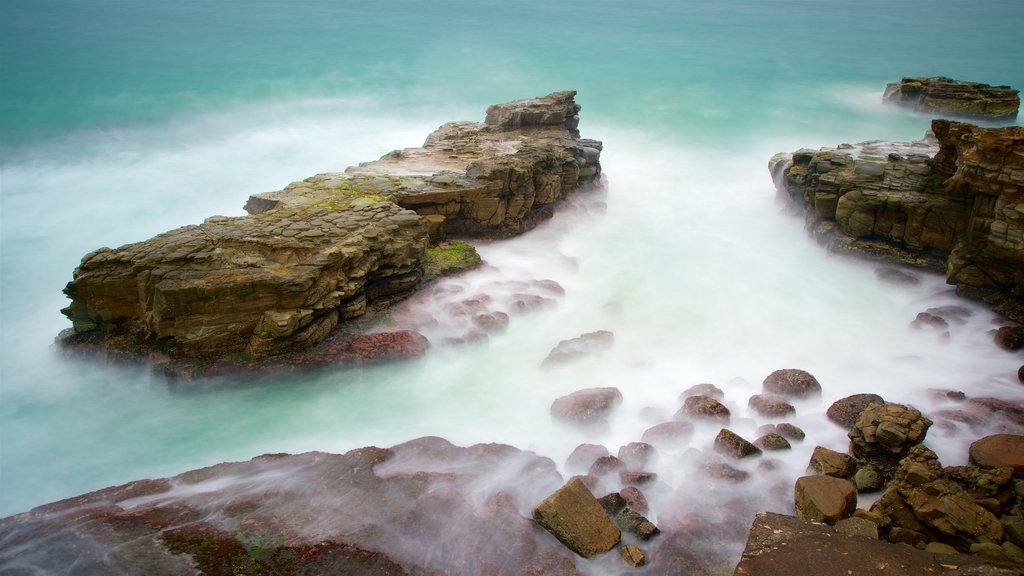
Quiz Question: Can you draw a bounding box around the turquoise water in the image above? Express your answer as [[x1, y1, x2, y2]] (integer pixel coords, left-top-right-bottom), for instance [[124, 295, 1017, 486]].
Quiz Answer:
[[2, 0, 1023, 543]]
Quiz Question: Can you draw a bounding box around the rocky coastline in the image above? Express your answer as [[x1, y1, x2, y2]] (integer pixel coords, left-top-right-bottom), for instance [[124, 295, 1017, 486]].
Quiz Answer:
[[56, 91, 603, 377]]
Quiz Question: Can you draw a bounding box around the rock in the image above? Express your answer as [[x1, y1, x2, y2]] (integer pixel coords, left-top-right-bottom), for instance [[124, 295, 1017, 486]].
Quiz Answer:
[[679, 383, 724, 401], [926, 541, 959, 554], [59, 91, 603, 372], [542, 330, 614, 366], [910, 312, 950, 332], [618, 544, 646, 567], [550, 387, 622, 425], [827, 394, 885, 429], [754, 433, 792, 451], [853, 465, 884, 493], [614, 508, 660, 541], [970, 435, 1024, 478], [834, 516, 879, 539], [565, 444, 609, 474], [882, 76, 1020, 120], [794, 475, 857, 524], [995, 327, 1024, 351], [734, 512, 1021, 576], [762, 369, 822, 399], [676, 395, 731, 422], [597, 492, 627, 517], [849, 401, 932, 481], [620, 471, 657, 486], [808, 446, 855, 478], [700, 461, 750, 482], [713, 429, 762, 460], [775, 422, 806, 441], [422, 240, 482, 281], [616, 442, 656, 470], [1, 437, 582, 576], [532, 477, 621, 558], [771, 120, 1024, 322], [640, 421, 693, 448], [588, 455, 626, 478], [888, 527, 929, 548], [1019, 365, 1024, 384], [875, 267, 921, 286], [619, 486, 649, 515], [747, 394, 796, 418]]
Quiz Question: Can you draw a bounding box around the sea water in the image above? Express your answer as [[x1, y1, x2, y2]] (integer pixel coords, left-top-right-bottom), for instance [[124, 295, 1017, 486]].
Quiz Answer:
[[2, 0, 1023, 560]]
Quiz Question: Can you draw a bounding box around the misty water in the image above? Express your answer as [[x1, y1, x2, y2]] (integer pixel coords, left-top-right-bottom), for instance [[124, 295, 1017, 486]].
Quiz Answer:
[[2, 0, 1023, 570]]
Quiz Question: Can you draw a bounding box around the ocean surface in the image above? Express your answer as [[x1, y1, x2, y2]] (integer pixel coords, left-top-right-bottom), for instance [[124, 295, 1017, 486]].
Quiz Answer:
[[2, 0, 1023, 568]]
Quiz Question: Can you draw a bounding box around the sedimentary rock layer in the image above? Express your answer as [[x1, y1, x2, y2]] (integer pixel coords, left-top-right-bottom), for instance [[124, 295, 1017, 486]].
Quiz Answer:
[[883, 76, 1020, 121], [771, 119, 1024, 321], [59, 91, 603, 363]]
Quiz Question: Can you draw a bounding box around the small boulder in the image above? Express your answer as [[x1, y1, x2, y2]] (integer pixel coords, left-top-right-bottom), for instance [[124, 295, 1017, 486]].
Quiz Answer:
[[679, 383, 724, 401], [616, 442, 656, 470], [640, 421, 693, 448], [748, 394, 796, 418], [969, 434, 1024, 478], [754, 433, 792, 451], [620, 471, 657, 486], [597, 492, 627, 517], [542, 330, 614, 366], [834, 516, 879, 539], [794, 475, 857, 524], [531, 478, 621, 558], [701, 461, 750, 482], [565, 443, 609, 474], [762, 369, 822, 399], [618, 544, 646, 567], [550, 387, 622, 425], [995, 326, 1024, 351], [827, 393, 885, 429], [620, 486, 649, 514], [808, 446, 854, 478], [588, 455, 625, 478], [615, 508, 660, 541], [775, 422, 806, 441], [1019, 365, 1024, 384], [714, 429, 762, 460], [853, 465, 884, 492], [849, 402, 932, 480], [676, 395, 730, 422], [909, 312, 949, 331]]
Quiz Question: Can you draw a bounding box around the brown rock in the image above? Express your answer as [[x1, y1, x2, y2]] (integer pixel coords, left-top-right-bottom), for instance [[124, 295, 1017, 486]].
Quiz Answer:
[[762, 369, 822, 399], [748, 394, 795, 418], [882, 76, 1020, 120], [775, 422, 806, 441], [616, 442, 656, 470], [909, 312, 949, 331], [794, 475, 857, 524], [807, 446, 855, 478], [618, 544, 645, 567], [614, 508, 660, 541], [565, 443, 609, 474], [970, 434, 1024, 478], [597, 492, 627, 517], [550, 387, 622, 425], [619, 471, 657, 486], [640, 421, 693, 448], [700, 461, 750, 482], [849, 401, 932, 481], [532, 478, 621, 558], [619, 486, 648, 515], [996, 326, 1024, 351], [713, 429, 762, 460], [833, 516, 879, 539], [676, 395, 731, 422], [679, 383, 724, 401], [827, 394, 885, 429], [588, 455, 626, 478], [754, 433, 792, 451], [1019, 365, 1024, 384]]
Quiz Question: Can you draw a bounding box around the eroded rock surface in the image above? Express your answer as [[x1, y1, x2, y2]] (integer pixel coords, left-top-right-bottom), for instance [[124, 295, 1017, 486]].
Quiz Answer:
[[59, 91, 603, 370], [883, 76, 1020, 120]]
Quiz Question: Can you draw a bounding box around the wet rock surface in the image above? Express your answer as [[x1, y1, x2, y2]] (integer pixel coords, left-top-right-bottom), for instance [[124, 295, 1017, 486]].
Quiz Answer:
[[794, 475, 857, 524], [58, 91, 603, 373], [828, 393, 885, 429], [762, 368, 822, 399], [550, 387, 623, 425], [882, 76, 1020, 120], [532, 477, 621, 559], [771, 119, 1024, 322], [849, 401, 933, 482]]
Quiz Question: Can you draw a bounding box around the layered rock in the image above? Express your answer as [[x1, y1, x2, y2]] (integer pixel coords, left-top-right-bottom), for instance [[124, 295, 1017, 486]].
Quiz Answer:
[[59, 91, 603, 368], [882, 76, 1020, 121], [771, 119, 1024, 321]]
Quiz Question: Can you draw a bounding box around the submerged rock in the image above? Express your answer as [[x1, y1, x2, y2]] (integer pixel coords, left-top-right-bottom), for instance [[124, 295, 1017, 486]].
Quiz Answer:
[[762, 368, 822, 399], [882, 76, 1020, 121], [59, 91, 604, 372], [542, 330, 614, 366], [714, 429, 762, 460], [550, 387, 622, 425], [676, 395, 731, 423]]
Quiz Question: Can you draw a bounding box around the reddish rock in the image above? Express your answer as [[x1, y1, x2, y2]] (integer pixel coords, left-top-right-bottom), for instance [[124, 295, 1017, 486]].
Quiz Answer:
[[748, 394, 795, 418], [827, 393, 884, 429], [676, 395, 731, 422], [619, 486, 648, 515], [542, 330, 614, 366], [794, 475, 857, 524], [775, 422, 806, 441], [969, 434, 1024, 478], [550, 387, 622, 425], [620, 471, 657, 486], [287, 330, 429, 369], [616, 442, 655, 470], [640, 421, 693, 448], [762, 369, 822, 399], [588, 455, 625, 478], [754, 433, 791, 452], [679, 383, 724, 401], [713, 429, 762, 460], [807, 446, 855, 478], [565, 444, 609, 474]]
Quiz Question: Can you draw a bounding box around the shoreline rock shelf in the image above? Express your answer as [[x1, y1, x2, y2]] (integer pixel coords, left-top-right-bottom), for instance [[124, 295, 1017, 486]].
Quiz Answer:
[[883, 76, 1020, 121], [57, 91, 603, 370], [770, 119, 1024, 322]]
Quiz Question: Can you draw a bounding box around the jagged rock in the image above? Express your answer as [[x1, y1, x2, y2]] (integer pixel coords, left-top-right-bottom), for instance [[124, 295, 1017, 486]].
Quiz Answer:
[[676, 395, 731, 422], [762, 369, 822, 399], [640, 421, 694, 448], [550, 387, 622, 425], [615, 508, 660, 541], [618, 544, 646, 567], [808, 446, 855, 478], [970, 435, 1024, 478], [616, 442, 656, 470], [747, 394, 795, 418], [679, 383, 724, 401], [995, 327, 1024, 351], [771, 120, 1024, 322], [714, 429, 762, 460], [565, 444, 609, 474], [882, 76, 1020, 120], [849, 401, 932, 481], [754, 433, 791, 451], [734, 512, 1021, 576], [827, 393, 885, 429], [0, 437, 581, 576], [59, 91, 603, 371], [619, 486, 649, 515], [794, 475, 857, 524], [532, 477, 621, 559], [542, 330, 614, 366]]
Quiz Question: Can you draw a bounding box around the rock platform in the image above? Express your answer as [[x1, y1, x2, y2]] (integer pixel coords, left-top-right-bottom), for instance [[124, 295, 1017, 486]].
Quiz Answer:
[[883, 76, 1020, 121]]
